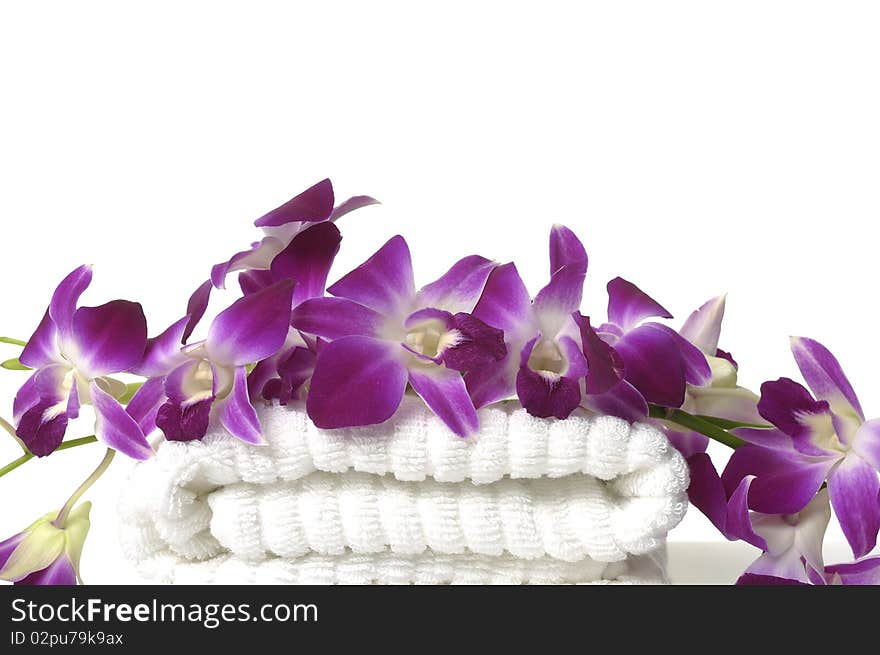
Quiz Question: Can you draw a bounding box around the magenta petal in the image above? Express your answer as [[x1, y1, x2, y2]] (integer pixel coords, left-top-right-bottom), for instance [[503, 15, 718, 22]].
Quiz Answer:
[[613, 324, 687, 407], [306, 336, 408, 429], [408, 366, 479, 437], [49, 265, 92, 335], [440, 313, 507, 373], [16, 555, 77, 586], [254, 179, 335, 228], [665, 430, 709, 459], [734, 426, 795, 451], [20, 310, 61, 368], [218, 366, 263, 444], [686, 453, 729, 537], [70, 301, 148, 376], [13, 372, 40, 425], [790, 336, 864, 421], [574, 313, 624, 394], [549, 224, 587, 276], [292, 297, 385, 340], [644, 323, 711, 387], [183, 279, 212, 343], [722, 445, 832, 514], [533, 266, 585, 336], [327, 235, 415, 317], [680, 295, 726, 355], [757, 378, 837, 456], [134, 316, 189, 377], [828, 455, 880, 558], [125, 377, 166, 436], [853, 419, 880, 470], [270, 222, 342, 306], [206, 280, 295, 367], [329, 194, 380, 221], [472, 263, 534, 334], [725, 476, 767, 549], [156, 397, 213, 442], [416, 255, 497, 314], [736, 572, 807, 586], [606, 277, 672, 332], [90, 381, 153, 460], [464, 351, 518, 409], [581, 380, 648, 422], [825, 557, 880, 585], [15, 365, 73, 456], [239, 269, 274, 296], [0, 533, 26, 571], [516, 339, 581, 419]]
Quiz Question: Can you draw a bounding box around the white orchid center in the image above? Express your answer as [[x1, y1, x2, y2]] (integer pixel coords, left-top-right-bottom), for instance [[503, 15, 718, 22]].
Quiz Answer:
[[528, 338, 566, 378], [404, 318, 459, 360]]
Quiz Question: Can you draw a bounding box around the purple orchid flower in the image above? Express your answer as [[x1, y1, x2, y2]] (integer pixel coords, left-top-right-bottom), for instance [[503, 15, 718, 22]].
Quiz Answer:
[[243, 221, 343, 406], [183, 179, 378, 341], [724, 337, 880, 558], [466, 225, 618, 419], [0, 503, 90, 586], [291, 235, 502, 437], [687, 454, 830, 585], [127, 280, 295, 444], [14, 266, 152, 460]]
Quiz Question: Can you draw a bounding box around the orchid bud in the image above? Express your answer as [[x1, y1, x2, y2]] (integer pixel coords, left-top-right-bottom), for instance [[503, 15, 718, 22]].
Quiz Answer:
[[0, 502, 91, 585]]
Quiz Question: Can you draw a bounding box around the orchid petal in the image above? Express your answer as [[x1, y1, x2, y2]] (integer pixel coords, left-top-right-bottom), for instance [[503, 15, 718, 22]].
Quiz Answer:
[[790, 336, 864, 421], [183, 279, 212, 343], [722, 445, 833, 514], [15, 365, 73, 457], [574, 313, 624, 394], [13, 372, 40, 425], [156, 397, 213, 442], [238, 269, 274, 296], [90, 381, 153, 460], [329, 194, 380, 221], [606, 277, 672, 332], [408, 366, 479, 438], [0, 533, 26, 571], [69, 301, 147, 377], [757, 378, 839, 456], [533, 266, 585, 337], [49, 265, 92, 335], [613, 323, 688, 407], [254, 178, 335, 228], [16, 555, 77, 586], [828, 456, 880, 558], [689, 385, 763, 425], [20, 310, 61, 369], [211, 240, 281, 289], [134, 317, 189, 378], [686, 453, 730, 537], [581, 380, 648, 422], [125, 377, 166, 436], [726, 475, 767, 549], [416, 255, 496, 315], [825, 557, 880, 585], [440, 313, 507, 373], [206, 280, 295, 367], [736, 572, 808, 586], [292, 297, 385, 340], [734, 426, 795, 451], [516, 337, 581, 419], [795, 488, 832, 575], [270, 221, 342, 306], [306, 336, 408, 429], [549, 224, 587, 276], [852, 418, 880, 471], [665, 430, 709, 459], [472, 263, 534, 334], [218, 366, 263, 444], [744, 549, 813, 584], [680, 295, 726, 356], [645, 323, 712, 387], [464, 351, 518, 409], [327, 235, 415, 317]]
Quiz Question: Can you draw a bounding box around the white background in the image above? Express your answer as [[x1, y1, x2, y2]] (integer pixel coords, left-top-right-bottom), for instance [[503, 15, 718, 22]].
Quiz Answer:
[[1, 2, 878, 583]]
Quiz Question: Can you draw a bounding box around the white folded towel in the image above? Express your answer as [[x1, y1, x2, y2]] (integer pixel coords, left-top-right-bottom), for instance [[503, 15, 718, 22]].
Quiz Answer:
[[119, 397, 688, 584]]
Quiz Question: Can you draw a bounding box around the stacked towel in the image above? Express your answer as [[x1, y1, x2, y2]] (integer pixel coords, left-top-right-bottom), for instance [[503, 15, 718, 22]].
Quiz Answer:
[[119, 396, 688, 584]]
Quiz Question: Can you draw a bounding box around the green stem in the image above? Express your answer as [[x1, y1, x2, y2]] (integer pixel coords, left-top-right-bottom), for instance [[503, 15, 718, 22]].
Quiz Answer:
[[0, 416, 29, 453], [54, 448, 115, 527], [0, 337, 27, 347], [648, 404, 746, 450], [0, 435, 98, 479]]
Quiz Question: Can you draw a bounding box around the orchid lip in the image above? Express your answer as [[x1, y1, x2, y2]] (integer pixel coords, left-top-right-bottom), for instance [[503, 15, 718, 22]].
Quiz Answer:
[[526, 337, 568, 377]]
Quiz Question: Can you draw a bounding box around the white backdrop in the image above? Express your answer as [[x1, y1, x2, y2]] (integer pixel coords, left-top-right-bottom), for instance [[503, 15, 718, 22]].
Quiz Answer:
[[1, 2, 877, 583]]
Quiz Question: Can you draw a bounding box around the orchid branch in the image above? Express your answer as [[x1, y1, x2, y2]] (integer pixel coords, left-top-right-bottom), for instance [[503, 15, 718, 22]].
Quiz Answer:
[[54, 448, 115, 527], [647, 404, 746, 450], [0, 337, 27, 347], [0, 435, 98, 479]]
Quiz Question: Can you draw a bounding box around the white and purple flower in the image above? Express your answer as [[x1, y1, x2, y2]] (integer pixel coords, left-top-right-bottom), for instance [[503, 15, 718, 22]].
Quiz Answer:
[[14, 266, 153, 460], [291, 235, 502, 436], [724, 337, 880, 558]]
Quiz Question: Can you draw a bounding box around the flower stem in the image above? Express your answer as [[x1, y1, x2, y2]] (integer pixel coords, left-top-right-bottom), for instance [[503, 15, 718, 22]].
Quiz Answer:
[[0, 416, 29, 453], [647, 404, 746, 450], [0, 435, 98, 479], [0, 337, 27, 347], [54, 448, 115, 527]]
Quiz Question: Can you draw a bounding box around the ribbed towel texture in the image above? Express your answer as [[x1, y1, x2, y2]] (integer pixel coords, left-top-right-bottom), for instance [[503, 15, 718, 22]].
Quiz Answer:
[[119, 397, 688, 584]]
